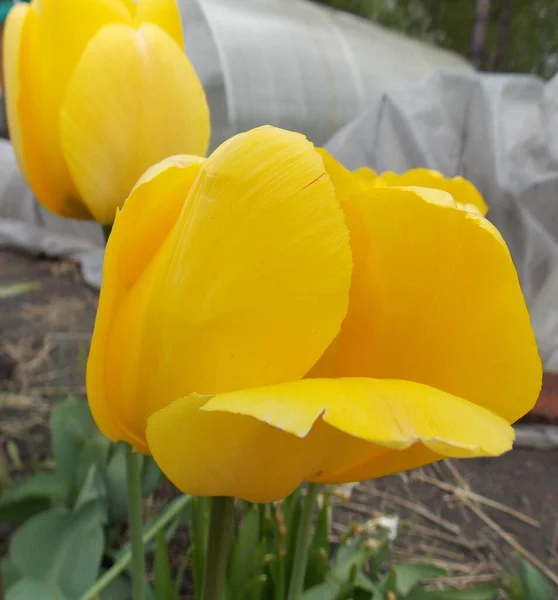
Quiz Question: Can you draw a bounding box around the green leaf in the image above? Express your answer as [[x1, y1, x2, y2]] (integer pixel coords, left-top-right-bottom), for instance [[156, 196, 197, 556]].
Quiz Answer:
[[311, 489, 331, 554], [9, 502, 104, 599], [406, 586, 500, 600], [6, 577, 68, 600], [0, 472, 70, 522], [302, 582, 341, 600], [394, 563, 447, 595], [229, 504, 261, 596], [305, 547, 330, 589], [0, 283, 39, 300], [330, 546, 372, 586], [241, 575, 268, 600], [518, 558, 554, 600], [155, 529, 179, 600], [51, 399, 94, 499], [104, 442, 129, 523], [1, 557, 23, 591], [99, 574, 132, 600], [74, 465, 107, 516]]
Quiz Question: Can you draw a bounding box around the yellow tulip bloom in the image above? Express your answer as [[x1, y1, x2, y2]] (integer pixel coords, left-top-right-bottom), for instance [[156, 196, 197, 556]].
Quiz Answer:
[[87, 126, 541, 503], [354, 166, 489, 216], [4, 0, 210, 224]]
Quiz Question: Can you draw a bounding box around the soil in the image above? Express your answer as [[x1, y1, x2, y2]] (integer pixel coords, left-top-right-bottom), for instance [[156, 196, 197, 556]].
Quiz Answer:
[[1, 247, 557, 595]]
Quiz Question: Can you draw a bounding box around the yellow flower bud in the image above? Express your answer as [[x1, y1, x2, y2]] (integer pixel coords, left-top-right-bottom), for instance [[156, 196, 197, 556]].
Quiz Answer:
[[3, 0, 209, 223]]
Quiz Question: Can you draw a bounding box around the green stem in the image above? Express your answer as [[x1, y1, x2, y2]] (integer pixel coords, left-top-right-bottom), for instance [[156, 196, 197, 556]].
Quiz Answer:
[[80, 495, 191, 600], [126, 445, 146, 600], [200, 497, 236, 600], [287, 483, 320, 600]]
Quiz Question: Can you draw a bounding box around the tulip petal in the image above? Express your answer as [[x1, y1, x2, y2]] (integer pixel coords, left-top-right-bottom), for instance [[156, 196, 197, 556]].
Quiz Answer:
[[116, 155, 204, 288], [86, 156, 203, 450], [4, 3, 30, 181], [146, 377, 513, 502], [378, 168, 488, 215], [60, 23, 210, 223], [88, 126, 353, 447], [136, 0, 184, 49], [7, 0, 132, 218], [313, 185, 541, 423]]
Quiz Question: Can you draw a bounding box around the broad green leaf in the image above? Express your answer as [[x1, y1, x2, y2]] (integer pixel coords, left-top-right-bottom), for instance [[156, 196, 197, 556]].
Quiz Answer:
[[302, 582, 340, 600], [75, 434, 111, 499], [74, 465, 107, 518], [155, 530, 179, 600], [9, 503, 104, 599], [6, 577, 68, 600], [99, 574, 132, 600], [0, 472, 70, 522], [406, 586, 500, 600], [394, 563, 447, 595], [518, 558, 554, 600], [0, 283, 39, 299], [51, 399, 94, 497], [104, 442, 129, 523], [1, 557, 23, 590], [229, 504, 261, 596]]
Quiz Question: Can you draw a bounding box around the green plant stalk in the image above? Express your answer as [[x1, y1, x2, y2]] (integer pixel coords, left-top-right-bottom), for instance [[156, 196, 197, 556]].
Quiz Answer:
[[126, 445, 146, 600], [287, 483, 320, 600], [191, 496, 208, 599], [80, 494, 191, 600], [200, 497, 236, 600]]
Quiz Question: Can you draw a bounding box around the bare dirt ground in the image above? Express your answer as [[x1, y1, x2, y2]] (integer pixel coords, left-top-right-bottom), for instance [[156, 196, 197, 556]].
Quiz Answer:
[[1, 248, 557, 593]]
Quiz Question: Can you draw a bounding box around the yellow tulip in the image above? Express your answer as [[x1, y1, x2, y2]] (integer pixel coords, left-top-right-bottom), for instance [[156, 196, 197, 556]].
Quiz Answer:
[[354, 166, 489, 215], [87, 126, 541, 503], [3, 0, 210, 224]]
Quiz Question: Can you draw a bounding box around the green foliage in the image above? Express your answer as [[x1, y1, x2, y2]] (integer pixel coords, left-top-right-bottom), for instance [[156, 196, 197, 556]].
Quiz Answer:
[[504, 556, 555, 600], [0, 397, 163, 599], [177, 489, 500, 600], [313, 0, 558, 79]]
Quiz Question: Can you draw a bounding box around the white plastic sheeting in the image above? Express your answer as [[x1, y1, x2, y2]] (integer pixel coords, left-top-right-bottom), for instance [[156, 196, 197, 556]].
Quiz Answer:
[[0, 2, 556, 370], [180, 0, 472, 149], [327, 71, 558, 370]]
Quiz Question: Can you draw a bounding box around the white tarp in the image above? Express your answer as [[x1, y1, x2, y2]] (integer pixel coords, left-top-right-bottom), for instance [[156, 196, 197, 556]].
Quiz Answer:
[[0, 2, 556, 369], [179, 0, 471, 149], [327, 70, 558, 370]]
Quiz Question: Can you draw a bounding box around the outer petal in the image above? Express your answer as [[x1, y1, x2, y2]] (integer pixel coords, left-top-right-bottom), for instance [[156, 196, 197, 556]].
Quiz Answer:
[[60, 23, 210, 223], [86, 156, 203, 449], [135, 0, 184, 50], [312, 186, 541, 423], [88, 127, 353, 448], [146, 378, 514, 502], [7, 0, 131, 218], [378, 168, 489, 216], [3, 3, 30, 181]]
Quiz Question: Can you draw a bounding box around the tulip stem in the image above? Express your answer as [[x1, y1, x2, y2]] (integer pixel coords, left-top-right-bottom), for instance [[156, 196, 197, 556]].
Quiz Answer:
[[126, 444, 146, 600], [287, 483, 320, 600], [200, 496, 235, 600]]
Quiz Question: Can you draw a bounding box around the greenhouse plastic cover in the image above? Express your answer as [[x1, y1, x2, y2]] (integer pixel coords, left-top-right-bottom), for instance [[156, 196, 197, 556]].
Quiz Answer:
[[0, 0, 556, 369]]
